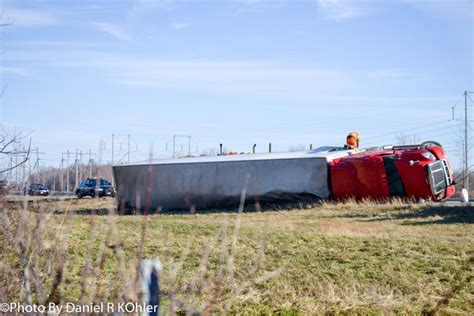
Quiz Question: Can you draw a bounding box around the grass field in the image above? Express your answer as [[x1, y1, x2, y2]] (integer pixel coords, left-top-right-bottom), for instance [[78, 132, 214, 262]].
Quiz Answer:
[[1, 196, 473, 314]]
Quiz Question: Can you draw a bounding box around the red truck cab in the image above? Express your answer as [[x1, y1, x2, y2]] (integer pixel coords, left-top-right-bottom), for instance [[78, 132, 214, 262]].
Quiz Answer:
[[330, 143, 455, 201]]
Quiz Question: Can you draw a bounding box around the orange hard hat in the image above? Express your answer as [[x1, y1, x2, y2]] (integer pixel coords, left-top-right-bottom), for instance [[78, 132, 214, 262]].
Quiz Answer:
[[347, 132, 360, 141], [346, 137, 357, 148], [346, 132, 360, 148]]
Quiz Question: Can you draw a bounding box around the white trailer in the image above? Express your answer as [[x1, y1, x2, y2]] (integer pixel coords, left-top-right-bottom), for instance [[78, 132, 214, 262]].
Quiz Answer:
[[113, 148, 353, 212]]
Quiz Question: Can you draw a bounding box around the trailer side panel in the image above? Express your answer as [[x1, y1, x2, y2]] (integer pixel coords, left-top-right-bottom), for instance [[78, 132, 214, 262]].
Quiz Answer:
[[113, 157, 330, 211]]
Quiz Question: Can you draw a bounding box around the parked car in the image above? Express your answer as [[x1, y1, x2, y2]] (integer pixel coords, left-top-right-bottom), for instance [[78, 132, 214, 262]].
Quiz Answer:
[[75, 178, 115, 198], [24, 183, 49, 196]]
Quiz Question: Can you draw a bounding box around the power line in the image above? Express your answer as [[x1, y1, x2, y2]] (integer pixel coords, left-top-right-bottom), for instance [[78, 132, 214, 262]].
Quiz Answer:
[[111, 133, 134, 165], [169, 135, 192, 158], [463, 91, 469, 191], [364, 93, 469, 142], [419, 130, 461, 140], [364, 123, 461, 146], [451, 93, 467, 109], [467, 94, 474, 103], [364, 120, 453, 142]]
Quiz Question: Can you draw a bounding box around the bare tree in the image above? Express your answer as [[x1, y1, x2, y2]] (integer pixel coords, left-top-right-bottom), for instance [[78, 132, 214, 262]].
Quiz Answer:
[[0, 15, 27, 179], [288, 144, 307, 152], [396, 133, 408, 145], [396, 133, 419, 145], [200, 147, 218, 156], [0, 127, 31, 175]]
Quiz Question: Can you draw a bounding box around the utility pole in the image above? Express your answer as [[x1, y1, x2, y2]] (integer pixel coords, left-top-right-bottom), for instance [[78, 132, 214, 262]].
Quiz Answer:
[[8, 155, 13, 185], [128, 134, 131, 164], [112, 134, 115, 187], [61, 151, 73, 192], [60, 155, 64, 192], [66, 150, 70, 192], [89, 148, 93, 178], [10, 148, 43, 188], [452, 91, 474, 196], [111, 133, 132, 164], [79, 151, 83, 182], [188, 136, 191, 156], [22, 148, 27, 184], [112, 133, 115, 166], [14, 154, 18, 185], [172, 135, 191, 157], [27, 147, 45, 183], [110, 133, 133, 187], [36, 147, 40, 183], [465, 91, 469, 193], [75, 149, 79, 190], [173, 135, 176, 158], [79, 149, 97, 178]]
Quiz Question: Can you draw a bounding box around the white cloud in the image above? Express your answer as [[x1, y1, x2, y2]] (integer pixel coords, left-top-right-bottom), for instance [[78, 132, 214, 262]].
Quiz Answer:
[[170, 22, 189, 29], [10, 52, 351, 96], [367, 68, 409, 79], [132, 0, 177, 11], [402, 0, 473, 22], [4, 8, 58, 27], [5, 40, 107, 49], [102, 60, 424, 100], [1, 48, 427, 98], [235, 0, 286, 8], [92, 22, 131, 41], [101, 59, 354, 96], [318, 0, 472, 22], [317, 0, 365, 20], [0, 66, 31, 77]]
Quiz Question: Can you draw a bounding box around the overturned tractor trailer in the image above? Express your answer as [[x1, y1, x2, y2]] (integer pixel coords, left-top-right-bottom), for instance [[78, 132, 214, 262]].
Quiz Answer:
[[113, 142, 455, 212]]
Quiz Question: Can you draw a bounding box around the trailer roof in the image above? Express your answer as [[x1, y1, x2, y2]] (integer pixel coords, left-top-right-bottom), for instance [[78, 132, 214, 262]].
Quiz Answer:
[[115, 146, 364, 167]]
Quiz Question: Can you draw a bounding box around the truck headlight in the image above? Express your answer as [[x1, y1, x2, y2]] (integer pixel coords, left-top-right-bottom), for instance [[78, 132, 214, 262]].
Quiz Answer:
[[422, 152, 436, 161]]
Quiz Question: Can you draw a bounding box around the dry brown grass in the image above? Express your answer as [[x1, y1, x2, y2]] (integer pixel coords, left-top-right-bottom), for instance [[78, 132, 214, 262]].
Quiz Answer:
[[0, 195, 473, 314]]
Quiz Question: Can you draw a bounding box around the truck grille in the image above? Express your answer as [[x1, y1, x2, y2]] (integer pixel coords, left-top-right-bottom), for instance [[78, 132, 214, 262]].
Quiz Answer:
[[427, 160, 450, 196]]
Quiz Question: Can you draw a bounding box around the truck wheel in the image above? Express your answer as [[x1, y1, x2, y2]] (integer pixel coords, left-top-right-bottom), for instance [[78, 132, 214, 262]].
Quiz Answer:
[[77, 192, 83, 199], [90, 190, 95, 198]]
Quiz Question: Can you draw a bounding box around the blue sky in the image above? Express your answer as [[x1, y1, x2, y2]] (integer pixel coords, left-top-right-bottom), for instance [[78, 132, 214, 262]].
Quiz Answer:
[[1, 0, 472, 168]]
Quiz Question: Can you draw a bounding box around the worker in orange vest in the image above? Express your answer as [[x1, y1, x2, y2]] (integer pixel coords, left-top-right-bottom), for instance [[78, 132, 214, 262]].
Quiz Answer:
[[345, 132, 360, 149]]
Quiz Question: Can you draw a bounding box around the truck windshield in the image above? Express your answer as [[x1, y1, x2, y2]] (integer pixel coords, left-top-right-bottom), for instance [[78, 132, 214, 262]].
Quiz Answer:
[[427, 160, 449, 196]]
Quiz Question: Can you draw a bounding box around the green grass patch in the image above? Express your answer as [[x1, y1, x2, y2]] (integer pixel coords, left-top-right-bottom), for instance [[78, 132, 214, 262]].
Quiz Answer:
[[0, 198, 473, 314]]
